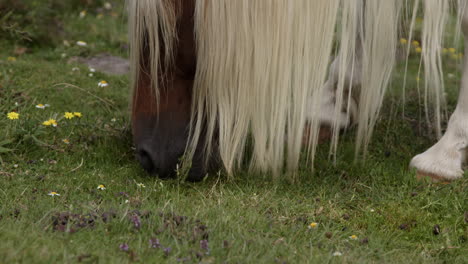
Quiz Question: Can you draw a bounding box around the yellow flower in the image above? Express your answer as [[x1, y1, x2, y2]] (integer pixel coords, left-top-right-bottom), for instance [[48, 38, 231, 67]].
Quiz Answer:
[[412, 40, 420, 47], [73, 112, 82, 118], [7, 112, 19, 120], [415, 47, 422, 53], [308, 222, 318, 229], [399, 38, 408, 45], [349, 235, 358, 240], [97, 184, 106, 190], [48, 191, 60, 197], [43, 119, 58, 127], [7, 56, 17, 62], [62, 139, 70, 144], [449, 48, 456, 54], [64, 112, 74, 119]]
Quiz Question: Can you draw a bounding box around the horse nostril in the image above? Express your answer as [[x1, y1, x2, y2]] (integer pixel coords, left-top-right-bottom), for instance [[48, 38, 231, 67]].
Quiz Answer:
[[136, 149, 155, 173]]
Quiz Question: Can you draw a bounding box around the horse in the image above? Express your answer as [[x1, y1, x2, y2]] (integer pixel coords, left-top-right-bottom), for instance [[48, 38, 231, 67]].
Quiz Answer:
[[127, 0, 468, 182]]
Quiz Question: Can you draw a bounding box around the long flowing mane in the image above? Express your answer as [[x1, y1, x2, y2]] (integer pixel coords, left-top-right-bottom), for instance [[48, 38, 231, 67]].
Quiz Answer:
[[128, 0, 465, 178]]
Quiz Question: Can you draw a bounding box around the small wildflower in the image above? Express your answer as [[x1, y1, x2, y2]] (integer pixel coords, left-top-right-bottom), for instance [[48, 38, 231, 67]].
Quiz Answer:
[[349, 235, 358, 240], [7, 112, 19, 120], [13, 164, 18, 168], [73, 112, 82, 118], [412, 40, 420, 47], [88, 73, 94, 77], [449, 48, 456, 54], [399, 38, 408, 45], [76, 41, 88, 47], [72, 67, 80, 72], [61, 53, 67, 58], [63, 40, 70, 47], [332, 251, 343, 257], [98, 80, 109, 87], [119, 243, 129, 252], [79, 10, 87, 18], [97, 184, 106, 190], [64, 112, 74, 119], [7, 56, 17, 62], [149, 238, 161, 248], [35, 104, 50, 109], [89, 67, 96, 73], [448, 73, 455, 79], [370, 208, 375, 213], [104, 2, 112, 10], [136, 183, 146, 188], [43, 119, 58, 127], [62, 139, 70, 144], [163, 247, 171, 257], [200, 239, 209, 252], [48, 191, 60, 197], [111, 118, 117, 122], [124, 199, 129, 204], [131, 214, 141, 229], [308, 222, 318, 229], [415, 47, 422, 53]]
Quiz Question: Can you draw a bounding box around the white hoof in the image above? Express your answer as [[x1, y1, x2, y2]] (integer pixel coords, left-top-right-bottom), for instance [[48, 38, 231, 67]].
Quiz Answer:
[[410, 145, 465, 182]]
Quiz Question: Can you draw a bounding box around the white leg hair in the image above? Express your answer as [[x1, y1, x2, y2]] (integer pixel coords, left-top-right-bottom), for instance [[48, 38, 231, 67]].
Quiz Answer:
[[316, 55, 360, 129], [410, 2, 468, 181]]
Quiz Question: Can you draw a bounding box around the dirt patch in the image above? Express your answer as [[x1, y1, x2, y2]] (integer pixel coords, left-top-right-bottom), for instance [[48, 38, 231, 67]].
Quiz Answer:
[[69, 53, 129, 75]]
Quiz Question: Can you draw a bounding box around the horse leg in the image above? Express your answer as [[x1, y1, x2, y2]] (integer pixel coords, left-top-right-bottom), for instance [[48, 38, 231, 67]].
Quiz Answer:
[[410, 5, 468, 181]]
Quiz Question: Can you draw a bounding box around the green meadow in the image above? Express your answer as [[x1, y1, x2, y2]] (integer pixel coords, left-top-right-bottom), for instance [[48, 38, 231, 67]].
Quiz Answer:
[[0, 1, 466, 263]]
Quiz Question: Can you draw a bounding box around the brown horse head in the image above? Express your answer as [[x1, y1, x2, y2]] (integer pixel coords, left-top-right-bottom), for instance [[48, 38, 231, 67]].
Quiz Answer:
[[130, 0, 210, 180]]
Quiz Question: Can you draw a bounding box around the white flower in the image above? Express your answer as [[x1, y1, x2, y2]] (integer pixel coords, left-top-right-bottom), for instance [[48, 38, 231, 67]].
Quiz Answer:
[[136, 183, 146, 188], [89, 67, 96, 73], [111, 118, 116, 122], [97, 184, 106, 190], [104, 2, 112, 10], [72, 67, 80, 72], [79, 10, 87, 18], [35, 104, 50, 109], [61, 53, 67, 58], [88, 73, 94, 77], [48, 192, 60, 197], [370, 208, 375, 213], [13, 164, 18, 168], [332, 251, 343, 257], [98, 80, 109, 87], [76, 41, 88, 47]]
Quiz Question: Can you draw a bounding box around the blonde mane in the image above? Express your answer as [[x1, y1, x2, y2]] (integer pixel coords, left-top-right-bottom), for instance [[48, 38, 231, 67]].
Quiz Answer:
[[128, 0, 464, 178]]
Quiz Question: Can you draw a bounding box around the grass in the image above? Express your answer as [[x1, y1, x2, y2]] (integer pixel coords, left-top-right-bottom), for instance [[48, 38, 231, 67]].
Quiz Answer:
[[0, 4, 467, 264]]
